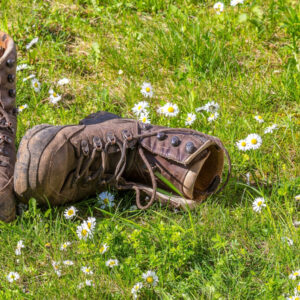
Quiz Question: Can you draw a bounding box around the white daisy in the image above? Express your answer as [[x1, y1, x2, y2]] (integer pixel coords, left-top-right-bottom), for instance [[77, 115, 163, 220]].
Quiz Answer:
[[236, 139, 249, 151], [295, 282, 300, 295], [15, 240, 25, 255], [49, 89, 62, 104], [213, 2, 224, 14], [161, 103, 179, 117], [289, 270, 300, 280], [281, 237, 294, 246], [83, 217, 96, 232], [142, 270, 159, 287], [63, 260, 74, 266], [81, 266, 93, 275], [252, 197, 266, 213], [208, 112, 219, 122], [254, 115, 264, 123], [185, 113, 196, 126], [57, 78, 70, 86], [118, 70, 123, 75], [98, 191, 115, 208], [18, 104, 28, 112], [7, 272, 20, 282], [105, 259, 119, 268], [245, 133, 262, 150], [85, 279, 93, 286], [139, 112, 151, 124], [295, 195, 300, 201], [264, 124, 278, 134], [231, 0, 244, 6], [76, 223, 93, 240], [140, 82, 153, 98], [132, 101, 149, 116], [204, 101, 220, 112], [52, 261, 61, 277], [26, 37, 39, 50], [23, 74, 36, 82], [64, 206, 77, 219], [31, 78, 41, 92], [131, 282, 143, 296], [16, 64, 29, 71], [60, 241, 71, 251], [99, 243, 109, 254]]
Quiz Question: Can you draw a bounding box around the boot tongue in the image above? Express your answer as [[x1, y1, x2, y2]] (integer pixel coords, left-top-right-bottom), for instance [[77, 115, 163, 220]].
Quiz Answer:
[[182, 150, 210, 199]]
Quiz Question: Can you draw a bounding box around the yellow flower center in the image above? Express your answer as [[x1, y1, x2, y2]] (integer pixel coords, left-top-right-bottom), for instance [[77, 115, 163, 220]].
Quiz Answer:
[[104, 198, 109, 204], [82, 229, 87, 236], [251, 138, 257, 145], [53, 92, 57, 97], [187, 117, 191, 121], [146, 276, 153, 283], [87, 222, 92, 229], [109, 261, 115, 266], [294, 272, 299, 276], [20, 106, 24, 109], [135, 285, 139, 291], [86, 268, 90, 273], [146, 87, 150, 92], [257, 201, 262, 206], [100, 246, 105, 253], [295, 297, 300, 300], [11, 275, 15, 279], [34, 82, 38, 87], [258, 115, 262, 119], [142, 117, 147, 123], [241, 141, 246, 147], [63, 244, 67, 248], [168, 106, 174, 113], [138, 105, 142, 110], [210, 114, 214, 118], [67, 209, 74, 216]]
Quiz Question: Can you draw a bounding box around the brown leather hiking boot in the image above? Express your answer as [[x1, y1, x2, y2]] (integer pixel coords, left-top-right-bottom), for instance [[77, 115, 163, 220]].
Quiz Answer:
[[0, 32, 17, 222], [14, 112, 230, 210]]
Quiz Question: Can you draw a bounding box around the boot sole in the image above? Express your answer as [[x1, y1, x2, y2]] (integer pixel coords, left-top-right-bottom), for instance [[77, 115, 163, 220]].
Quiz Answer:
[[14, 124, 66, 202]]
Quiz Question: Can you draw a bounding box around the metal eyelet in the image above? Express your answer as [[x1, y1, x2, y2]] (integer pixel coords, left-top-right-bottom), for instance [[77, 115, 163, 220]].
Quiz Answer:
[[8, 89, 16, 97], [171, 136, 180, 147], [6, 59, 15, 68], [157, 132, 166, 141], [7, 74, 15, 83], [185, 142, 196, 154]]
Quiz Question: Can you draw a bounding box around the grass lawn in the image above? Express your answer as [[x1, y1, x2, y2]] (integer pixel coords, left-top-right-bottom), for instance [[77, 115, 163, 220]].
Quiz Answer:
[[0, 0, 299, 298]]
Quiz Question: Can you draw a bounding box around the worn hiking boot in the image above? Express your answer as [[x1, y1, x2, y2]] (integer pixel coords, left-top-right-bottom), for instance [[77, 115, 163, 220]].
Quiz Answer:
[[0, 32, 17, 222], [14, 112, 230, 210]]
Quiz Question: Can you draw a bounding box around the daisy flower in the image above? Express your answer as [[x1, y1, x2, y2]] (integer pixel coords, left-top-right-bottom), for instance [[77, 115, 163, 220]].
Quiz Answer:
[[7, 272, 20, 283], [23, 74, 36, 82], [76, 223, 93, 240], [185, 113, 196, 126], [98, 191, 115, 208], [252, 197, 266, 213], [231, 0, 244, 6], [245, 133, 262, 150], [15, 240, 25, 255], [213, 2, 224, 14], [64, 206, 77, 219], [236, 139, 249, 151], [264, 124, 278, 134], [131, 282, 143, 297], [18, 104, 28, 112], [63, 260, 74, 266], [281, 237, 294, 246], [99, 243, 109, 254], [140, 82, 153, 98], [60, 241, 71, 251], [118, 69, 123, 75], [83, 217, 96, 232], [208, 111, 219, 122], [161, 103, 179, 117], [204, 101, 220, 112], [52, 261, 61, 277], [139, 112, 151, 124], [142, 270, 159, 287], [49, 89, 62, 104], [254, 115, 264, 123], [31, 78, 41, 92], [132, 101, 149, 116], [16, 64, 29, 71], [295, 195, 300, 201], [295, 282, 300, 295], [26, 37, 39, 50], [85, 279, 93, 286], [57, 78, 70, 86], [289, 270, 300, 280], [81, 266, 93, 275], [105, 259, 119, 268]]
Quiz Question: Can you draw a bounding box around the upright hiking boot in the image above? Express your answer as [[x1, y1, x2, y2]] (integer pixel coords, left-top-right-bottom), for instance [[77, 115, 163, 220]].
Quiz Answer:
[[0, 32, 17, 222], [14, 112, 230, 210]]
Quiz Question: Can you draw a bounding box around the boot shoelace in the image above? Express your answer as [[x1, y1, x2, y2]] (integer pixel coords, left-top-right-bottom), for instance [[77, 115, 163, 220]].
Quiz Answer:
[[73, 127, 231, 209]]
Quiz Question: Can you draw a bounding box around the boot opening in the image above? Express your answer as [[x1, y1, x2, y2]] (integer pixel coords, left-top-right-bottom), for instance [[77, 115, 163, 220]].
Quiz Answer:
[[183, 145, 224, 200]]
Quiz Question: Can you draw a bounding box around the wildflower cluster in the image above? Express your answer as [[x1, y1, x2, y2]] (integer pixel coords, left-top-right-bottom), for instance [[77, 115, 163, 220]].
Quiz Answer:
[[213, 0, 244, 15], [131, 271, 159, 298]]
